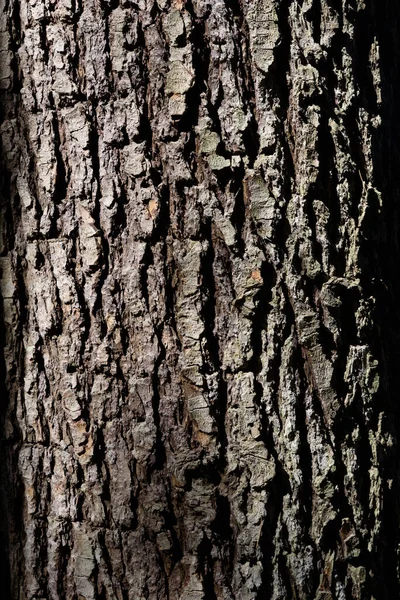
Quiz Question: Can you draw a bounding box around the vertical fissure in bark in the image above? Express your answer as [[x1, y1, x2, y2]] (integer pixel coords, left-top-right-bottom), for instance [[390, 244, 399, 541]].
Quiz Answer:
[[256, 465, 291, 600]]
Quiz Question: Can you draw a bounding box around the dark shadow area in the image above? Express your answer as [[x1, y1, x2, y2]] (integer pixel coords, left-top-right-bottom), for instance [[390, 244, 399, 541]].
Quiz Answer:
[[360, 1, 400, 597], [0, 59, 21, 600]]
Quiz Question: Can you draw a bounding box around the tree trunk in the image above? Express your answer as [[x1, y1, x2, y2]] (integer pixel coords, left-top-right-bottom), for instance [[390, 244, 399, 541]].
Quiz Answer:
[[1, 0, 400, 598]]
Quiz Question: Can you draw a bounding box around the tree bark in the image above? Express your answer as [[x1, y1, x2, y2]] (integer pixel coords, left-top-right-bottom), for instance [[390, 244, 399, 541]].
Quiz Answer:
[[1, 0, 400, 598]]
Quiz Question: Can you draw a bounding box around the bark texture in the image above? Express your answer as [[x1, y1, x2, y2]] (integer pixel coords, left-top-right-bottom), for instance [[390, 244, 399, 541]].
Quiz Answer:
[[1, 0, 400, 598]]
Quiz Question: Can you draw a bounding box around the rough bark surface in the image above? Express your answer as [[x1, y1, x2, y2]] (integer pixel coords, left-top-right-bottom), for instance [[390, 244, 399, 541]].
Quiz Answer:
[[1, 0, 400, 598]]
